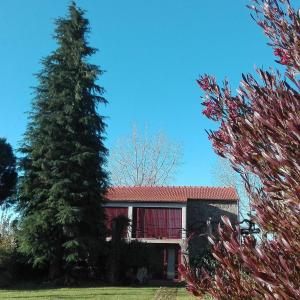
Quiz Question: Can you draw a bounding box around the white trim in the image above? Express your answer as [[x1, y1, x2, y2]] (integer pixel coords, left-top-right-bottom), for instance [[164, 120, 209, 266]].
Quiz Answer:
[[128, 206, 133, 240], [130, 238, 182, 244], [181, 206, 186, 240], [104, 201, 186, 209], [105, 237, 182, 244]]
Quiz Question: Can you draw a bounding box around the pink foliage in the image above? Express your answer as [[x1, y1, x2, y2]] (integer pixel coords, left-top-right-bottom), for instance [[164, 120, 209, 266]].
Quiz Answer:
[[181, 1, 300, 299], [202, 98, 222, 120], [197, 76, 210, 91]]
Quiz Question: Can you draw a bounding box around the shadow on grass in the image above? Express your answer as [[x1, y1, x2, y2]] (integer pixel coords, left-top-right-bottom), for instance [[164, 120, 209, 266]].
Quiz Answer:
[[1, 279, 184, 291], [0, 293, 155, 299]]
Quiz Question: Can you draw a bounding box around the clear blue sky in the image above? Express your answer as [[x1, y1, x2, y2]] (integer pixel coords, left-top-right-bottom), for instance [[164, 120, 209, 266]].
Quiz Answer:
[[0, 0, 276, 186]]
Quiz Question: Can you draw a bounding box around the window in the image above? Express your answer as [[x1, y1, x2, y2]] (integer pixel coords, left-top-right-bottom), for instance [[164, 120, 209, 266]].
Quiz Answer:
[[133, 207, 182, 239]]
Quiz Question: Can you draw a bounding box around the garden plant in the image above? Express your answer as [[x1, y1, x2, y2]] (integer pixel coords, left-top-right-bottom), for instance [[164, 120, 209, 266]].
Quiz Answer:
[[180, 0, 300, 299]]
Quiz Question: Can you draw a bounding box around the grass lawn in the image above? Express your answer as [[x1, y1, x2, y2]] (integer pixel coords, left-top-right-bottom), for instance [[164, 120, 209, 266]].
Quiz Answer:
[[0, 286, 209, 300]]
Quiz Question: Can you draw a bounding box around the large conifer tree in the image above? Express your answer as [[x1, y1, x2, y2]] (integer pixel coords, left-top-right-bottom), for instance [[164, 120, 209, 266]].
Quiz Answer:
[[0, 138, 17, 205], [18, 2, 108, 279]]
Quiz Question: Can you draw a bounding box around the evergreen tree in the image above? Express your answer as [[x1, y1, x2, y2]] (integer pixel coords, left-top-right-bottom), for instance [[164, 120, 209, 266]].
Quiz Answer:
[[0, 138, 17, 205], [18, 2, 109, 280]]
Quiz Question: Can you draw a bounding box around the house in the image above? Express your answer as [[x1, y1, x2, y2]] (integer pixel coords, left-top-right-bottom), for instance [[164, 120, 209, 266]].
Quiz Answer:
[[104, 186, 238, 281]]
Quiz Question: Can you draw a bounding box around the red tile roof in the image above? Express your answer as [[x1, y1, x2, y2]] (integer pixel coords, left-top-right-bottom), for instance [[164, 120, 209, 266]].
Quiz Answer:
[[106, 186, 238, 203]]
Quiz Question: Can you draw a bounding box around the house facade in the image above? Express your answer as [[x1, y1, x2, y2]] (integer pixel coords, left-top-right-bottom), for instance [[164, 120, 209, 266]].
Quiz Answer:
[[104, 186, 238, 281]]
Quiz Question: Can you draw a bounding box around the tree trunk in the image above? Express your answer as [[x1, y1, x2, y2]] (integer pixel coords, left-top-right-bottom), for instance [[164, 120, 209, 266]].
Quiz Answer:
[[48, 260, 62, 280]]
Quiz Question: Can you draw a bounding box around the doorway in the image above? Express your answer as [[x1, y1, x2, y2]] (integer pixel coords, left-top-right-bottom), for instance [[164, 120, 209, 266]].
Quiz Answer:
[[167, 247, 175, 279]]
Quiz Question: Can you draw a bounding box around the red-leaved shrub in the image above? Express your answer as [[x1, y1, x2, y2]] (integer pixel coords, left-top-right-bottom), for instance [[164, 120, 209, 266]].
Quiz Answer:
[[180, 1, 300, 299]]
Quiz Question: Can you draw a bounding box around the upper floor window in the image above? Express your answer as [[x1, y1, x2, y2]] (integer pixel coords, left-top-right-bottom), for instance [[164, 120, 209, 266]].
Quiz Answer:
[[132, 207, 182, 239]]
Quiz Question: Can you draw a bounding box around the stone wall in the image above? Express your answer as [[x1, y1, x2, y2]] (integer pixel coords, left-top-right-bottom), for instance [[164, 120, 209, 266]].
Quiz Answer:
[[186, 199, 238, 261]]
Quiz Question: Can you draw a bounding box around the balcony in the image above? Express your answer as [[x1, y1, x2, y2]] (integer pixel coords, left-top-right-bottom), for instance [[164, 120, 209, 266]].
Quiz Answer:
[[132, 207, 182, 239], [105, 206, 183, 240]]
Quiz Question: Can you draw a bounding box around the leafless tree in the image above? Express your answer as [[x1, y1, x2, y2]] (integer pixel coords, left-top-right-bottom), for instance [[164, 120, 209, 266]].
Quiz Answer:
[[109, 126, 182, 186], [0, 205, 16, 252], [211, 157, 260, 219]]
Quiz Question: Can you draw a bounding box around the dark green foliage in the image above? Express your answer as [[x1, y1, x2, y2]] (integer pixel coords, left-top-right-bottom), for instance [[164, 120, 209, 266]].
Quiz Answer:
[[107, 215, 130, 283], [0, 138, 17, 205], [107, 240, 154, 283], [18, 2, 109, 280], [0, 210, 35, 286], [190, 247, 218, 275], [113, 242, 165, 283], [111, 215, 130, 242], [120, 241, 153, 271]]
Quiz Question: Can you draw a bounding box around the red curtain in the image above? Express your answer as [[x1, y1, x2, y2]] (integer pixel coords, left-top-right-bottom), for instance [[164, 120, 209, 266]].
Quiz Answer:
[[105, 207, 128, 231], [135, 208, 181, 238]]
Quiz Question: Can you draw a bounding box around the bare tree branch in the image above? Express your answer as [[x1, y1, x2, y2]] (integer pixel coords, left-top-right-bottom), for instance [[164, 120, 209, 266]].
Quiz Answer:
[[109, 125, 182, 186], [211, 156, 261, 219]]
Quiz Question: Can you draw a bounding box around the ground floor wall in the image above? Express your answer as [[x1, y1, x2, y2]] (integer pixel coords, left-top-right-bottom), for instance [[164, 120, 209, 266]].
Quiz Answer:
[[143, 243, 182, 281], [187, 199, 238, 261]]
